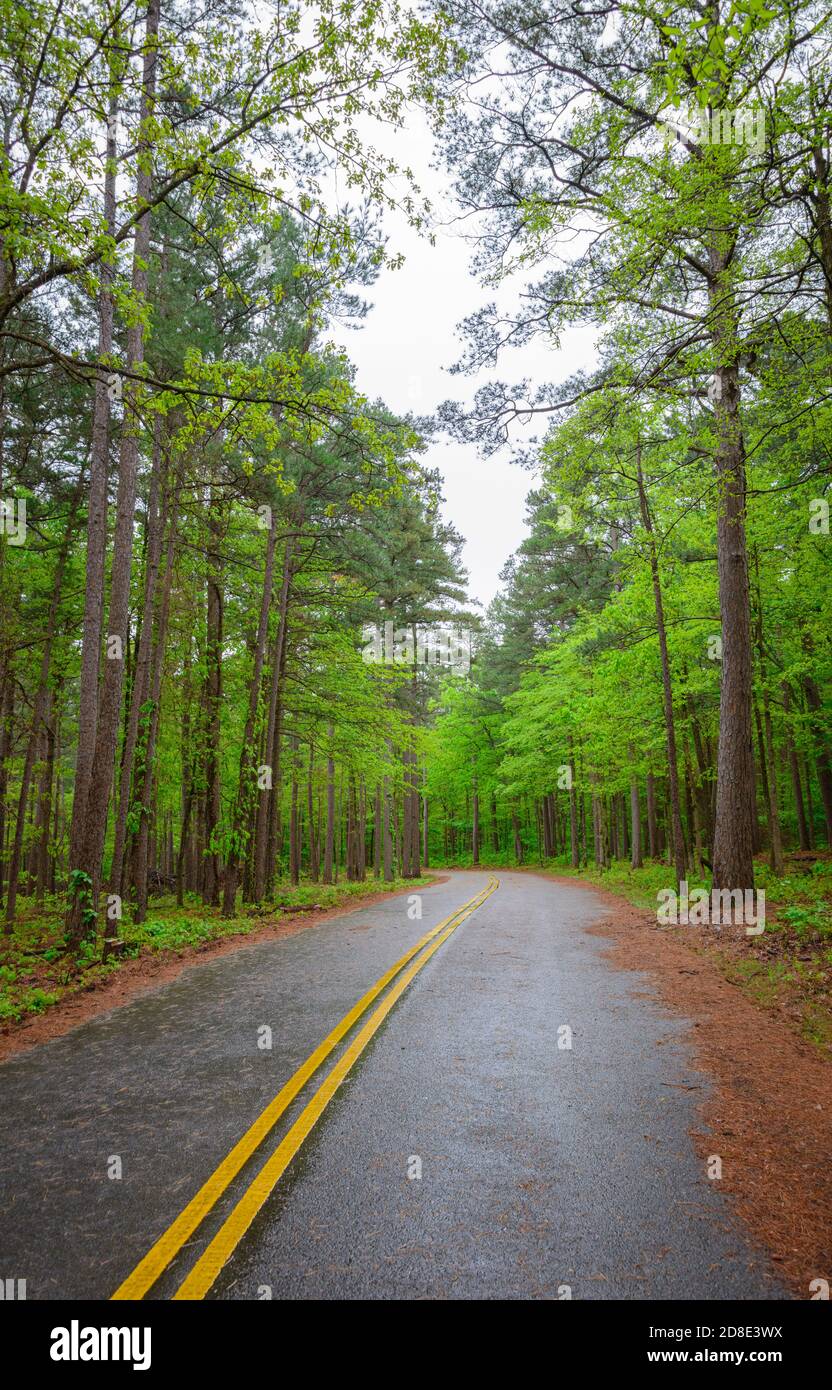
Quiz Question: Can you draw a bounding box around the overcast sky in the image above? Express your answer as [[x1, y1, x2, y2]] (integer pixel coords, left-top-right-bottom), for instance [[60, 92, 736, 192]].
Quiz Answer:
[[332, 112, 598, 612]]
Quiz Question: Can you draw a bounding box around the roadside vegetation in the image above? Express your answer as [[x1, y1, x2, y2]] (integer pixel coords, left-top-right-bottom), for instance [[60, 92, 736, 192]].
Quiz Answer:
[[0, 875, 431, 1026]]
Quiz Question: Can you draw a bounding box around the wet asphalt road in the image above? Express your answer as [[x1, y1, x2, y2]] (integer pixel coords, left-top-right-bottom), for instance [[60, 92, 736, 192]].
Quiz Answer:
[[0, 871, 786, 1300]]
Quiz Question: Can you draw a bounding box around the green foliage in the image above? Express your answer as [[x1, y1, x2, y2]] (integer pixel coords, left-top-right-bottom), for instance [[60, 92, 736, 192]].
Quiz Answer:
[[0, 874, 430, 1024]]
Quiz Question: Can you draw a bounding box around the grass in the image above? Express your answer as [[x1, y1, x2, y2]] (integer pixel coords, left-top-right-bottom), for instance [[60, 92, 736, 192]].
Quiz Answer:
[[0, 874, 431, 1027]]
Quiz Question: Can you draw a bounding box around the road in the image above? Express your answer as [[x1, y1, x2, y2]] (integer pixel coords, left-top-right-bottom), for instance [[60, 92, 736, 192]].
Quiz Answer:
[[0, 870, 786, 1300]]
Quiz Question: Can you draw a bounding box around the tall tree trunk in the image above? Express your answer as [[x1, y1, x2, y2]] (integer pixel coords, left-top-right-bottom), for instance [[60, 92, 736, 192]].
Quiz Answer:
[[753, 554, 783, 874], [646, 772, 658, 859], [782, 682, 810, 851], [636, 447, 687, 888], [176, 645, 195, 905], [684, 741, 703, 872], [760, 682, 784, 874], [66, 0, 161, 945], [289, 737, 301, 887], [345, 776, 355, 881], [110, 420, 166, 895], [409, 768, 420, 878], [708, 274, 755, 892], [67, 80, 118, 879], [373, 783, 382, 878], [422, 782, 429, 868], [512, 807, 523, 864], [307, 744, 319, 881], [592, 781, 604, 867], [202, 489, 225, 906], [541, 793, 552, 858], [128, 492, 177, 929], [0, 678, 13, 908], [629, 748, 642, 870], [222, 518, 278, 915], [400, 751, 412, 877], [569, 769, 579, 869], [383, 772, 393, 881], [358, 779, 367, 881], [688, 701, 714, 857], [36, 684, 57, 904], [254, 536, 294, 899], [323, 737, 335, 884], [50, 696, 62, 894]]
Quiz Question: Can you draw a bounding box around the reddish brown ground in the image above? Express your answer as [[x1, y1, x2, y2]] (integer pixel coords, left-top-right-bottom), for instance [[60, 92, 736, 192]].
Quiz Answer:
[[533, 870, 831, 1300], [0, 876, 447, 1063]]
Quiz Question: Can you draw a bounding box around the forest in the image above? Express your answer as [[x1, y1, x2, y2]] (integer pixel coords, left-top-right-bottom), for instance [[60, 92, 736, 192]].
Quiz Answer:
[[0, 0, 831, 1025]]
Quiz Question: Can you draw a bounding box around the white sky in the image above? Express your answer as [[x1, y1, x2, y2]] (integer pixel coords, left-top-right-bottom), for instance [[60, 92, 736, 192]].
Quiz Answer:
[[332, 112, 598, 611]]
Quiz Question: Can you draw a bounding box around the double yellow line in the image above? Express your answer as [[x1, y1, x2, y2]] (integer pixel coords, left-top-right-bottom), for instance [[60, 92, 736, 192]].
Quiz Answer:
[[112, 876, 498, 1301]]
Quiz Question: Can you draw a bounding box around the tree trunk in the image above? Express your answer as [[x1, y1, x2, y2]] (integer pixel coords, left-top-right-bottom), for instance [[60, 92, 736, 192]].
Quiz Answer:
[[222, 517, 278, 915], [708, 278, 755, 892], [592, 783, 604, 868], [422, 784, 429, 868], [383, 773, 393, 881], [289, 736, 301, 887], [512, 808, 522, 864], [254, 536, 294, 899], [636, 447, 686, 888], [400, 751, 412, 877], [629, 756, 642, 870], [688, 702, 714, 858], [761, 682, 784, 874], [128, 491, 177, 930], [566, 779, 578, 869], [202, 489, 225, 906], [307, 745, 319, 881], [36, 684, 57, 904], [66, 0, 162, 945], [67, 80, 118, 880], [323, 739, 335, 884], [782, 682, 810, 851], [646, 772, 658, 859], [110, 419, 166, 896], [0, 678, 13, 908]]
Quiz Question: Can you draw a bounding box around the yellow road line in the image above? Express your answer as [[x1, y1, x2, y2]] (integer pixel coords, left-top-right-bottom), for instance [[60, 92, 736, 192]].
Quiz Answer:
[[173, 875, 498, 1300], [111, 878, 496, 1300]]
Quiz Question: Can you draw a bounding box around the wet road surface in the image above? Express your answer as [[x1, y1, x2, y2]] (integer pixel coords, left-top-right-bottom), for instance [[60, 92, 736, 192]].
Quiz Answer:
[[0, 871, 786, 1300]]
